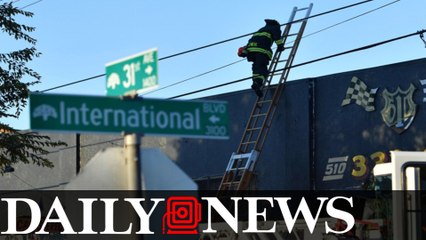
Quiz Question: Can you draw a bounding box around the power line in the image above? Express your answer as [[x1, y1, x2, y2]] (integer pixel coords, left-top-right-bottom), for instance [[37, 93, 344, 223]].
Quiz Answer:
[[48, 27, 425, 163], [24, 2, 420, 190], [39, 0, 374, 93], [40, 74, 104, 93], [169, 29, 426, 99], [39, 136, 123, 155], [11, 172, 37, 189], [20, 0, 42, 9], [25, 29, 425, 189], [29, 30, 424, 188], [143, 59, 244, 96], [10, 172, 68, 190], [158, 0, 373, 61], [6, 136, 122, 190], [145, 0, 400, 96], [289, 30, 426, 69], [28, 1, 406, 153], [0, 0, 41, 7], [302, 0, 400, 39]]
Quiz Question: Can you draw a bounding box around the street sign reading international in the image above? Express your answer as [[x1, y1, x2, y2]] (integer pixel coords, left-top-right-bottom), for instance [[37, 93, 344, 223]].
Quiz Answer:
[[30, 93, 229, 139], [106, 48, 158, 96]]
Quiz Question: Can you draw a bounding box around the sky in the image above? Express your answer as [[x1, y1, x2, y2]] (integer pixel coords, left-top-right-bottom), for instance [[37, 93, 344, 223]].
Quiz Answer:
[[2, 0, 426, 130]]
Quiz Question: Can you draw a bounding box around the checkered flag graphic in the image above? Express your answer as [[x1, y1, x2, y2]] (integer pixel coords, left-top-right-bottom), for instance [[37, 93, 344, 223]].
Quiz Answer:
[[341, 76, 378, 112]]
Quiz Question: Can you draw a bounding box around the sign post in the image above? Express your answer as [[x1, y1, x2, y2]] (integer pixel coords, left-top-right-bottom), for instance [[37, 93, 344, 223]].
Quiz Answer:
[[124, 132, 142, 191], [121, 95, 144, 192], [105, 48, 158, 193], [30, 48, 229, 195]]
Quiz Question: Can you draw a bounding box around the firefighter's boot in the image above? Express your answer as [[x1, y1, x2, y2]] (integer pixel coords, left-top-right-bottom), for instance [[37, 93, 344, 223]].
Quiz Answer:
[[251, 77, 264, 98]]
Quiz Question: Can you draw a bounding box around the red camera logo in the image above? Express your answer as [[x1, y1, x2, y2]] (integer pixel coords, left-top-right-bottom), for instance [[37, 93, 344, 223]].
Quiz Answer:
[[162, 196, 201, 235]]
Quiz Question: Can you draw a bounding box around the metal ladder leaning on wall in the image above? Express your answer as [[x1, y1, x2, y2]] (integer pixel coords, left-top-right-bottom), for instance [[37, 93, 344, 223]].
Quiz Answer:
[[218, 4, 313, 192]]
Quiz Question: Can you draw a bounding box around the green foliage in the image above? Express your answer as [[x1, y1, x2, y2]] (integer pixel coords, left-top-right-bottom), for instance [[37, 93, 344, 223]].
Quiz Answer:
[[0, 2, 67, 174], [0, 2, 40, 118], [0, 123, 66, 172]]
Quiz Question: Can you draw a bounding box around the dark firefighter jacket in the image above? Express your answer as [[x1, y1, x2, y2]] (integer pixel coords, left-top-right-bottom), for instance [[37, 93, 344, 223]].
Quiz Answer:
[[246, 20, 283, 60]]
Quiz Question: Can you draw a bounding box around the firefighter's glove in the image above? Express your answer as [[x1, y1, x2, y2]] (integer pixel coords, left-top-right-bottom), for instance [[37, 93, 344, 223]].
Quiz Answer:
[[238, 46, 247, 58], [277, 44, 284, 52]]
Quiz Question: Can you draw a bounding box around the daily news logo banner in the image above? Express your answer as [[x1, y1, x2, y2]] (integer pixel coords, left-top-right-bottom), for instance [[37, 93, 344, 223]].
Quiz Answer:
[[0, 191, 394, 239]]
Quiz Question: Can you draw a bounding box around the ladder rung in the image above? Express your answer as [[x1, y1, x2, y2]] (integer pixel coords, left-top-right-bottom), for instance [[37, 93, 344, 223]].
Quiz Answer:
[[287, 33, 298, 37], [222, 181, 240, 186], [226, 166, 246, 172], [232, 152, 254, 159], [257, 100, 272, 104], [296, 7, 309, 11], [278, 59, 287, 63], [246, 127, 261, 132], [241, 141, 256, 145], [229, 167, 246, 170], [252, 113, 267, 117]]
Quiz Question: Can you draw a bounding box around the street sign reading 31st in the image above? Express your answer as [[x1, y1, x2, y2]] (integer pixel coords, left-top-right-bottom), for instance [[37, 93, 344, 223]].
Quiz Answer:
[[30, 93, 229, 139], [106, 48, 158, 96]]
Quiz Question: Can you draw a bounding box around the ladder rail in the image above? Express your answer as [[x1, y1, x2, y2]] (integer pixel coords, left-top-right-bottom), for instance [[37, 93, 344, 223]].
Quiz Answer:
[[219, 4, 313, 192], [248, 12, 311, 172], [236, 20, 295, 154], [218, 150, 259, 191], [237, 16, 306, 152], [262, 22, 294, 93]]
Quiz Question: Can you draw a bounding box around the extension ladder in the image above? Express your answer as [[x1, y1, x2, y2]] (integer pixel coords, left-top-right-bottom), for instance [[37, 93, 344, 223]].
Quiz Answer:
[[218, 4, 313, 192]]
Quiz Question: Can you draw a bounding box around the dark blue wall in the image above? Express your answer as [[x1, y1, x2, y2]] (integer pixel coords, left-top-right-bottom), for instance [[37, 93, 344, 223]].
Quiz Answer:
[[75, 58, 426, 191], [314, 58, 426, 189]]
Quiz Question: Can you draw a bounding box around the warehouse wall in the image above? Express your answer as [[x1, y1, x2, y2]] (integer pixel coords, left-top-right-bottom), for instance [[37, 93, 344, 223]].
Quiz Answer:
[[314, 58, 426, 189], [2, 58, 426, 191]]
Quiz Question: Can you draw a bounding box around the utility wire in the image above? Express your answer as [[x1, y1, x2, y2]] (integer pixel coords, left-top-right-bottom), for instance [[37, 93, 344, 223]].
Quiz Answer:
[[11, 172, 37, 189], [159, 0, 373, 61], [45, 137, 123, 155], [0, 0, 41, 9], [169, 29, 426, 99], [30, 30, 425, 190], [1, 0, 42, 8], [40, 28, 425, 171], [11, 0, 375, 190], [145, 0, 400, 96], [302, 0, 400, 39], [7, 136, 123, 190], [289, 30, 426, 69], [20, 0, 42, 9], [143, 59, 244, 95], [40, 74, 104, 93], [39, 0, 374, 93], [11, 171, 68, 190]]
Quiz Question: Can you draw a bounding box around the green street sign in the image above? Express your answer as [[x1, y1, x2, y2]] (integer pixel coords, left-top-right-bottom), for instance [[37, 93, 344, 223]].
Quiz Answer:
[[106, 48, 158, 96], [30, 93, 229, 139]]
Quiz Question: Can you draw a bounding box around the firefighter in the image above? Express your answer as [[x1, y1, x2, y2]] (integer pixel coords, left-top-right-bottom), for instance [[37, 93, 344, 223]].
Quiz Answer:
[[238, 19, 284, 97]]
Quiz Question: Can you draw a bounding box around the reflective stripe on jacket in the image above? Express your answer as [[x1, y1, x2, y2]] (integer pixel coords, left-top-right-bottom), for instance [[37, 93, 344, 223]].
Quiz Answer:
[[246, 24, 282, 60]]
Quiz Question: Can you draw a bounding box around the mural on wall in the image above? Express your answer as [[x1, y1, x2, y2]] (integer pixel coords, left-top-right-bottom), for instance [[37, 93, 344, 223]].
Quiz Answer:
[[317, 65, 426, 190], [420, 79, 426, 102], [380, 84, 417, 134], [341, 76, 378, 112], [340, 77, 419, 133]]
